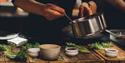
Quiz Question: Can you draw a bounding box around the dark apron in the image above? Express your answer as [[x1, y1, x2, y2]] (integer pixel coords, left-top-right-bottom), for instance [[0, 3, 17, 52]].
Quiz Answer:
[[102, 1, 125, 29], [22, 0, 76, 43]]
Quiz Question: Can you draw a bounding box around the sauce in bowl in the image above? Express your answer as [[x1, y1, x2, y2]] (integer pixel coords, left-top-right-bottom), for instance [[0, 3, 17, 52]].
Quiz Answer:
[[105, 48, 118, 57]]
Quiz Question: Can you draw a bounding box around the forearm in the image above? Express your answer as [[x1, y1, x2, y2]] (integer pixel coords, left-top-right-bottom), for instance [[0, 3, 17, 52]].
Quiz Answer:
[[13, 0, 45, 16], [105, 0, 125, 11]]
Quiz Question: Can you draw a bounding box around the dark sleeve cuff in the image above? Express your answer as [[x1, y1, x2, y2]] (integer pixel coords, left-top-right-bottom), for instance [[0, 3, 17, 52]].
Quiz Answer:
[[11, 0, 15, 3]]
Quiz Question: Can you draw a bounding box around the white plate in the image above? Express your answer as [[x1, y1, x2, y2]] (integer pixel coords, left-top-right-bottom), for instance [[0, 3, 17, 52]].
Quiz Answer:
[[0, 33, 19, 40]]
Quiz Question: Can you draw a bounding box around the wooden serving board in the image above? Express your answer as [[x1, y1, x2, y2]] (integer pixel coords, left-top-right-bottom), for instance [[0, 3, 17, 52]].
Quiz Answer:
[[28, 50, 104, 63], [94, 43, 125, 63]]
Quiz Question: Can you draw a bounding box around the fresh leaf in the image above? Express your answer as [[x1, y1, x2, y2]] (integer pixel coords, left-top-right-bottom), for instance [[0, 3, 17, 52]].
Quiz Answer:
[[66, 42, 90, 53], [90, 41, 112, 50]]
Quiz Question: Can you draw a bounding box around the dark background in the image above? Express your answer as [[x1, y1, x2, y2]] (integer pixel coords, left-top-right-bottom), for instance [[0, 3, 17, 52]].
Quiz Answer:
[[0, 1, 125, 34]]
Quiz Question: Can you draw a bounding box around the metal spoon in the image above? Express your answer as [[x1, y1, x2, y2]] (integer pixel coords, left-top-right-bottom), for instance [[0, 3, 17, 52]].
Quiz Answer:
[[64, 13, 73, 22]]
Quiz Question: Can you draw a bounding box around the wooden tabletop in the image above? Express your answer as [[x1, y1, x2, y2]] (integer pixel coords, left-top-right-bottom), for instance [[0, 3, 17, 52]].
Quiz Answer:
[[0, 43, 125, 63], [94, 43, 125, 63], [0, 47, 104, 63], [27, 50, 104, 63], [0, 52, 104, 63]]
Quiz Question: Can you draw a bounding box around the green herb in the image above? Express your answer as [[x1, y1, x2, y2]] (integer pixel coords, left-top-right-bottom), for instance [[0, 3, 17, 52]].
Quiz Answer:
[[102, 42, 112, 48], [23, 42, 40, 49], [0, 42, 40, 61], [0, 44, 6, 51], [14, 49, 27, 61], [90, 41, 112, 50], [3, 45, 18, 59], [66, 42, 90, 53]]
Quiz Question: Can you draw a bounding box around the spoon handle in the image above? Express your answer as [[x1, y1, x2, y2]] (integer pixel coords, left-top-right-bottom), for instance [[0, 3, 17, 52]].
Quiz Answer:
[[105, 30, 119, 38], [64, 13, 73, 22]]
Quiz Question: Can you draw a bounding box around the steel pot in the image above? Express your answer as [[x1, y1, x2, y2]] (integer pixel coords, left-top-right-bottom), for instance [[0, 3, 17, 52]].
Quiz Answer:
[[67, 13, 106, 38]]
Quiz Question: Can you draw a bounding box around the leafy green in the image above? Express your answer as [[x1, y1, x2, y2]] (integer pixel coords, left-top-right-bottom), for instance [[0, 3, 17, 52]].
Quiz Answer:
[[14, 49, 27, 61], [22, 42, 40, 50], [2, 45, 18, 59], [90, 41, 112, 50], [66, 42, 90, 53], [0, 42, 40, 61], [102, 42, 112, 48], [0, 44, 6, 51]]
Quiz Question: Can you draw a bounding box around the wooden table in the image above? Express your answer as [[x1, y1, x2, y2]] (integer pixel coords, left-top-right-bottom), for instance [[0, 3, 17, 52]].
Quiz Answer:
[[94, 44, 125, 63], [0, 43, 125, 63], [0, 52, 104, 63], [27, 51, 104, 63], [0, 48, 104, 63]]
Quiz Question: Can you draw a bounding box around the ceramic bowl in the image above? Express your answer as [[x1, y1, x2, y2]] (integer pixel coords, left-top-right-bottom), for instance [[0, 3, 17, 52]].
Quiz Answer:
[[39, 44, 61, 60], [65, 47, 79, 56], [28, 48, 40, 57], [105, 48, 118, 57]]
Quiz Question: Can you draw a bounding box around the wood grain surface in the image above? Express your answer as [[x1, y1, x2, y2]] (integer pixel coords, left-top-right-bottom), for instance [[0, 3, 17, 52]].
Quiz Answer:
[[0, 43, 124, 63], [94, 43, 125, 63], [27, 49, 104, 63]]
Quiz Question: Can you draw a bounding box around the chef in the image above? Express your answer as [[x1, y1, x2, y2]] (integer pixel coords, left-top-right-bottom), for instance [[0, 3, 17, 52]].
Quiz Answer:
[[11, 0, 97, 44]]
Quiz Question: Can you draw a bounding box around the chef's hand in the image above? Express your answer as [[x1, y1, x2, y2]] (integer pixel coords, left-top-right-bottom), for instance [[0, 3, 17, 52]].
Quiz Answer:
[[79, 1, 97, 17], [42, 3, 65, 21]]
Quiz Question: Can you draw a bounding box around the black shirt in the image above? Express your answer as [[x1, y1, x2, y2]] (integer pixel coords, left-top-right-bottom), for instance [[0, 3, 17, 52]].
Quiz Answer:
[[19, 0, 76, 42], [103, 1, 125, 29]]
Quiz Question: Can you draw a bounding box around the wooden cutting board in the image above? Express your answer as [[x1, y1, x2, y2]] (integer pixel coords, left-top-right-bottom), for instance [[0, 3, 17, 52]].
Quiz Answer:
[[28, 49, 104, 63], [94, 43, 125, 63]]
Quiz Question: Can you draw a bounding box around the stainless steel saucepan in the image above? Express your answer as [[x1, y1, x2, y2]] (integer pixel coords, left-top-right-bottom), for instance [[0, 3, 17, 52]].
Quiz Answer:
[[65, 13, 107, 38]]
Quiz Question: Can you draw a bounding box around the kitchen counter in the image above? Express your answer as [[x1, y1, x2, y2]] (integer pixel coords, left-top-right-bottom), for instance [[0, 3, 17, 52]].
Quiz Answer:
[[94, 43, 125, 63], [0, 48, 104, 63], [0, 43, 124, 63], [27, 49, 104, 63]]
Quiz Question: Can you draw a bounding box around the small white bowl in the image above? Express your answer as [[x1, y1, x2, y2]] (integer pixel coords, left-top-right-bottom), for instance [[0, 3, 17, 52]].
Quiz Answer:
[[65, 47, 79, 56], [28, 48, 40, 57], [105, 48, 118, 57]]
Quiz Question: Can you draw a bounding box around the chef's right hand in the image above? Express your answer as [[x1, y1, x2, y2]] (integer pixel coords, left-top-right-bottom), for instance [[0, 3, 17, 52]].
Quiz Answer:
[[41, 3, 65, 21]]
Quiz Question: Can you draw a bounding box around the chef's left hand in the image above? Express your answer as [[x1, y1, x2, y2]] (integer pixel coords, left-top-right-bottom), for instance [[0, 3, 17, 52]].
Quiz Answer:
[[79, 1, 97, 17]]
